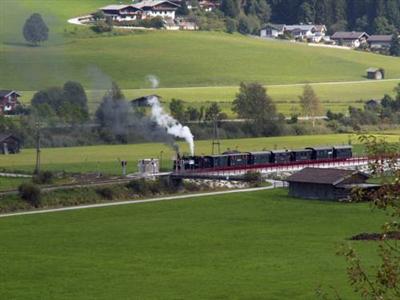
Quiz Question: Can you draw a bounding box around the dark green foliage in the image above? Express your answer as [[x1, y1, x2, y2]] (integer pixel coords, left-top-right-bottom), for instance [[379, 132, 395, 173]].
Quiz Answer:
[[169, 99, 185, 121], [22, 13, 49, 46], [31, 81, 89, 124], [32, 171, 54, 185], [92, 10, 105, 20], [176, 1, 189, 16], [225, 17, 237, 33], [204, 102, 222, 121], [221, 0, 239, 18], [390, 33, 400, 56], [18, 182, 41, 207], [126, 178, 150, 195], [243, 171, 262, 186], [96, 187, 114, 200], [91, 20, 113, 33]]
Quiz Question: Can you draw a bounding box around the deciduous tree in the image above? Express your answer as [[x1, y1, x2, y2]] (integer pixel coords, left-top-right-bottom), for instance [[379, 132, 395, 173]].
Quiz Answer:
[[299, 84, 322, 127], [23, 13, 49, 46]]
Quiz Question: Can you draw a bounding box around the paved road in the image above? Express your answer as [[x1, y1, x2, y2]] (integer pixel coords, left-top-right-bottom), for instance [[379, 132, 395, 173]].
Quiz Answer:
[[0, 185, 280, 219]]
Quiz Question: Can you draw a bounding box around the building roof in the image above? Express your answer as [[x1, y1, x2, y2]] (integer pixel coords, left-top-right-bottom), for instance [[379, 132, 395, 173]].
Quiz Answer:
[[285, 24, 315, 31], [262, 23, 286, 31], [0, 134, 19, 143], [100, 4, 134, 10], [286, 167, 368, 185], [331, 31, 369, 40], [0, 90, 21, 98], [368, 35, 392, 42], [366, 67, 380, 73], [133, 0, 180, 9]]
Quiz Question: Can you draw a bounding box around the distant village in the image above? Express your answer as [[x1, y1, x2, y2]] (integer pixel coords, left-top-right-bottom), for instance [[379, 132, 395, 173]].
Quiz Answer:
[[260, 23, 395, 50]]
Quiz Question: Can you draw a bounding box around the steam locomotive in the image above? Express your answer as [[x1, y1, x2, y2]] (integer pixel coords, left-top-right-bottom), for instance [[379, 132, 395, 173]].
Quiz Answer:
[[174, 145, 352, 171]]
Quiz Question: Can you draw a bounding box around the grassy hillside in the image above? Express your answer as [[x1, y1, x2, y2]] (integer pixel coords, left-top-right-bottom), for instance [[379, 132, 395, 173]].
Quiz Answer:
[[18, 80, 400, 116], [1, 0, 400, 91], [0, 189, 386, 299], [1, 133, 398, 174]]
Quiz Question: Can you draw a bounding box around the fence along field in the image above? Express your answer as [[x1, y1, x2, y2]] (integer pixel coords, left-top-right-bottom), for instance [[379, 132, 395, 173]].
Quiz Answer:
[[1, 133, 399, 175]]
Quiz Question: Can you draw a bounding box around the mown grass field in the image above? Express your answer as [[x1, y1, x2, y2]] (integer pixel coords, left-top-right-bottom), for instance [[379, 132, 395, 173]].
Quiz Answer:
[[1, 1, 400, 91], [0, 188, 386, 299], [1, 133, 398, 175], [0, 177, 29, 191], [18, 79, 400, 116]]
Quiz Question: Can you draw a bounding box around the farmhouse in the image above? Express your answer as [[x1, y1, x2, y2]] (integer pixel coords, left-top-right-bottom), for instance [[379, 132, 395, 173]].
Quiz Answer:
[[331, 31, 369, 48], [366, 67, 385, 80], [0, 90, 21, 115], [286, 167, 373, 201], [100, 4, 142, 20], [260, 24, 326, 42], [368, 35, 392, 49], [260, 24, 286, 38], [133, 0, 180, 20], [0, 134, 21, 154], [99, 1, 180, 21]]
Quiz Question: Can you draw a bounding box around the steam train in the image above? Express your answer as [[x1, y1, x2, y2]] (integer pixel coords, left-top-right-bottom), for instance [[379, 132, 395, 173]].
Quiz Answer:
[[174, 145, 352, 171]]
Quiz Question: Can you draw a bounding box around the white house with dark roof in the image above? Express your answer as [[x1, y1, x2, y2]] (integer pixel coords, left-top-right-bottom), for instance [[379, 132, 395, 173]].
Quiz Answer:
[[100, 4, 143, 20], [331, 31, 370, 48], [132, 0, 180, 19], [99, 1, 180, 21], [260, 24, 326, 42]]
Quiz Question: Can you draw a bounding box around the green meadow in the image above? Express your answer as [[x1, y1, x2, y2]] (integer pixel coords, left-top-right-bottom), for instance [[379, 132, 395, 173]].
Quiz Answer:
[[0, 188, 386, 299], [18, 79, 400, 116], [1, 133, 398, 175]]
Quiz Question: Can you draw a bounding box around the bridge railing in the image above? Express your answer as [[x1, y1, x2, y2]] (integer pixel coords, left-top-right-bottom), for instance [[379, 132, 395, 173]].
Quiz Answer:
[[172, 155, 386, 175]]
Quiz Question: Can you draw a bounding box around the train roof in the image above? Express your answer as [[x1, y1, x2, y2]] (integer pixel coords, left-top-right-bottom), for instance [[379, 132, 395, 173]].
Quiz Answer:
[[271, 149, 291, 154], [306, 146, 333, 151], [249, 151, 272, 155], [334, 145, 353, 149], [291, 148, 312, 152]]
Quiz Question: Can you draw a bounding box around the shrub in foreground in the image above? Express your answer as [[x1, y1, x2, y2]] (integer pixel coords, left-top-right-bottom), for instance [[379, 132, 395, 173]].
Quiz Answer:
[[243, 171, 262, 187], [33, 170, 54, 184], [18, 183, 41, 207], [95, 187, 114, 200]]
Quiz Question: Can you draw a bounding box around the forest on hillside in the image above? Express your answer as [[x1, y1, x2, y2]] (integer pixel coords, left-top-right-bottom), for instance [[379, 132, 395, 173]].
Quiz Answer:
[[216, 0, 400, 34]]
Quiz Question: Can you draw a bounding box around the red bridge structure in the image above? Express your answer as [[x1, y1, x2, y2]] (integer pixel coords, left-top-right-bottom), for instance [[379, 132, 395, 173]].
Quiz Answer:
[[171, 156, 392, 180]]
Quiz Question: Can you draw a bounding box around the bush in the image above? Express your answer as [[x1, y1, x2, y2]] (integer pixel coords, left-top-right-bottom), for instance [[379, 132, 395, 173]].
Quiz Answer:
[[126, 178, 149, 195], [32, 170, 54, 184], [91, 20, 112, 33], [243, 171, 262, 186], [95, 187, 114, 200], [18, 183, 41, 207]]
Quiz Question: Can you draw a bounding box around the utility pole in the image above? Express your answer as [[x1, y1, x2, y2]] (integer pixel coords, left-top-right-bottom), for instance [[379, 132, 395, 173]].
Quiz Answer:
[[211, 117, 220, 155], [34, 121, 41, 175]]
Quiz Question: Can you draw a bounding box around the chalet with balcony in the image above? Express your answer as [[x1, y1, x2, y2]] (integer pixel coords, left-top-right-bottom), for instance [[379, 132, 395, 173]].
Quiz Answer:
[[0, 90, 21, 115], [133, 0, 180, 20], [100, 4, 143, 20]]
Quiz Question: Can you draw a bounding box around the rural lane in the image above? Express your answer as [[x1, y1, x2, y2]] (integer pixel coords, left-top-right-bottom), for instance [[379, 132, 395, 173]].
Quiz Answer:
[[0, 183, 283, 219]]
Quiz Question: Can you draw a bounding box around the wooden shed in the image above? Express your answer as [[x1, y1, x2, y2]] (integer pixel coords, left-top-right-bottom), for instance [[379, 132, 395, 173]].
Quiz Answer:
[[0, 134, 21, 154], [366, 68, 384, 80], [286, 168, 370, 201]]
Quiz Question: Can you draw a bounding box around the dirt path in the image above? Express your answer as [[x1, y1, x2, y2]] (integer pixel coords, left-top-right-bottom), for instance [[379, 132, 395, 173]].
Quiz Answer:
[[0, 184, 281, 219]]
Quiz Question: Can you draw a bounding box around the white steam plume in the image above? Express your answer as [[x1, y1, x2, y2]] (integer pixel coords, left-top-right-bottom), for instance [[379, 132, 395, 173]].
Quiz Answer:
[[148, 96, 194, 155], [147, 75, 159, 89]]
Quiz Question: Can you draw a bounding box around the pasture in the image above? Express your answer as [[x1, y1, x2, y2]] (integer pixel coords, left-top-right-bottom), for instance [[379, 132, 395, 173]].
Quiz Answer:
[[18, 79, 400, 116], [0, 133, 398, 175], [1, 0, 400, 91], [0, 188, 386, 299]]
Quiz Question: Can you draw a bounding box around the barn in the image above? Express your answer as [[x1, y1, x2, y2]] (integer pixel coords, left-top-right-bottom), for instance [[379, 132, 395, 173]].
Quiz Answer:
[[366, 68, 385, 80], [0, 134, 21, 154], [286, 168, 372, 201]]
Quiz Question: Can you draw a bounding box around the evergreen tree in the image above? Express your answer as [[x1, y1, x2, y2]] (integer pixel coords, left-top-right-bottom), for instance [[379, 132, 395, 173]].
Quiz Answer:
[[23, 13, 49, 46], [390, 33, 400, 57], [298, 1, 315, 24], [373, 16, 396, 34], [176, 1, 189, 16], [220, 0, 239, 18]]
